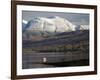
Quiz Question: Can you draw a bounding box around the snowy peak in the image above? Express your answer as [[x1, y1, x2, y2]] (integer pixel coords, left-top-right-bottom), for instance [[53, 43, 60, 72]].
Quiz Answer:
[[22, 16, 89, 40], [23, 16, 76, 33]]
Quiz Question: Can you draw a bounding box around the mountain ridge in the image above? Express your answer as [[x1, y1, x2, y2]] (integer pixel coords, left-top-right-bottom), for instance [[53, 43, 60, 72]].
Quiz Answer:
[[22, 16, 89, 40]]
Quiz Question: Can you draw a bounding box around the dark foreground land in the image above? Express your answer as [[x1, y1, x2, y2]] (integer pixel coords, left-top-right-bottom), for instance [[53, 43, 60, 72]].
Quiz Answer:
[[22, 30, 89, 69], [22, 51, 89, 69]]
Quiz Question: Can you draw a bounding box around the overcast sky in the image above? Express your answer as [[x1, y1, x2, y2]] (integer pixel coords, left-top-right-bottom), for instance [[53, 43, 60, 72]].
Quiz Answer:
[[22, 11, 89, 25]]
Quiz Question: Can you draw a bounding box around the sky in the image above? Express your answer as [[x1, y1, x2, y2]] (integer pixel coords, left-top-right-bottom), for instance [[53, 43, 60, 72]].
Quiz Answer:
[[22, 11, 89, 25]]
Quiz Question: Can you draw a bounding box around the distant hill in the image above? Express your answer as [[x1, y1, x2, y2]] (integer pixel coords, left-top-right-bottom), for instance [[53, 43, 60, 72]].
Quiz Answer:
[[23, 30, 89, 52]]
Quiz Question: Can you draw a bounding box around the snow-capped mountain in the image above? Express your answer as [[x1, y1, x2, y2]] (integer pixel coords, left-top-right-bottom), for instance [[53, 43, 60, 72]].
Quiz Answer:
[[22, 16, 89, 40], [75, 25, 89, 30]]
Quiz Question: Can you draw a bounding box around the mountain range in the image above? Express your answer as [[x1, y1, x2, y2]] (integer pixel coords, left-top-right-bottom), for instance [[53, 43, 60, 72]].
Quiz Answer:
[[22, 16, 89, 40]]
